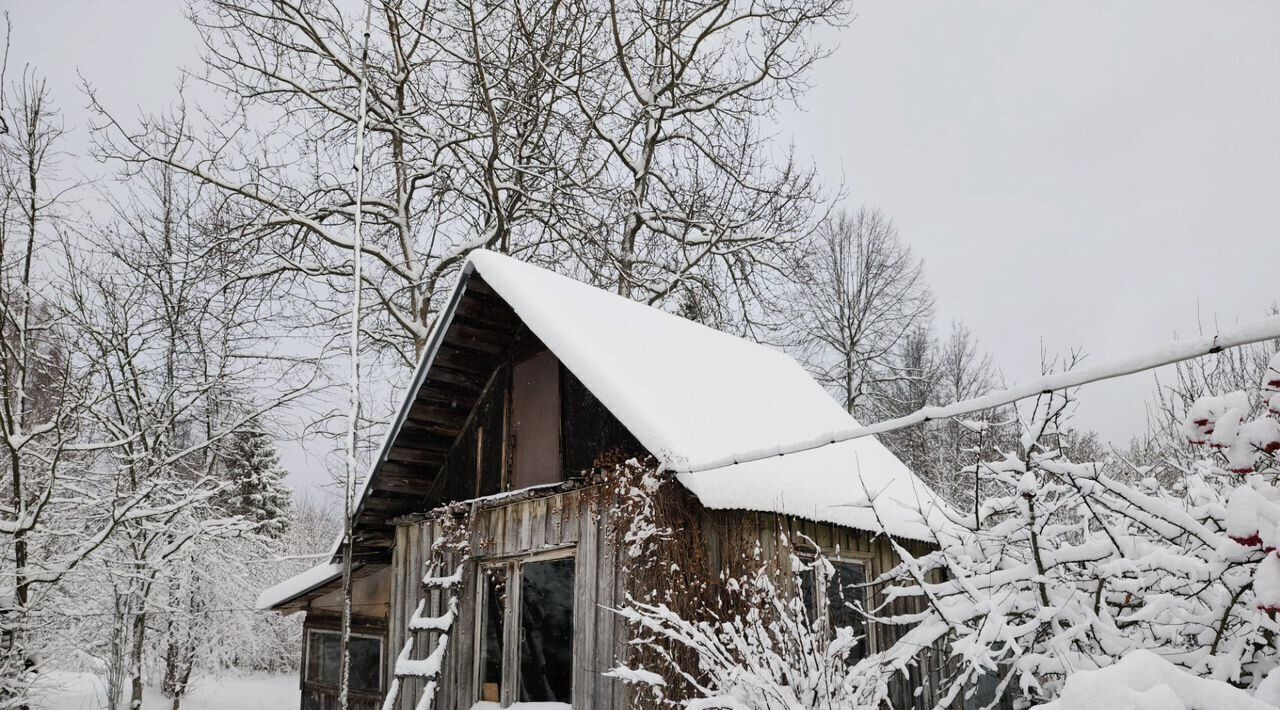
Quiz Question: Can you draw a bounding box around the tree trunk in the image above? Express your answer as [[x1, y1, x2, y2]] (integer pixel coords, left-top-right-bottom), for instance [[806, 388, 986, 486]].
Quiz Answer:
[[128, 611, 146, 710], [163, 645, 192, 710]]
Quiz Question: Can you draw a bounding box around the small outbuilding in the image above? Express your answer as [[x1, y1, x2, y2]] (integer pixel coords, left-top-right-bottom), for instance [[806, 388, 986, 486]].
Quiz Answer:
[[258, 251, 954, 710]]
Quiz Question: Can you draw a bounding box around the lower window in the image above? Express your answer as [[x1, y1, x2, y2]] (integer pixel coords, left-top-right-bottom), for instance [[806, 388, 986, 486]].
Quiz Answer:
[[799, 557, 868, 663], [476, 553, 576, 705], [305, 628, 383, 693]]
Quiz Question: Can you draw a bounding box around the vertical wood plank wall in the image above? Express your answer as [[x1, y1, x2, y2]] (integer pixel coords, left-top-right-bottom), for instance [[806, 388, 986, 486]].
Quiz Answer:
[[700, 510, 953, 710], [389, 486, 949, 710], [389, 488, 628, 710]]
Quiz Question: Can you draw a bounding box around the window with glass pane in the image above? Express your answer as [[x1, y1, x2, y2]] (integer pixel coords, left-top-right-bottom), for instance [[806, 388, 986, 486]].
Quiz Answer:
[[306, 631, 340, 685], [476, 555, 576, 705], [827, 561, 867, 663], [348, 636, 382, 692], [518, 557, 575, 703], [478, 567, 508, 703], [305, 630, 382, 692], [795, 557, 868, 664], [798, 565, 819, 623]]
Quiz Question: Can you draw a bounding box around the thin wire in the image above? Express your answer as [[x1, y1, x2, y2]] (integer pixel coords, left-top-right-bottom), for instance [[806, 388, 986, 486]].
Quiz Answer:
[[41, 602, 391, 619]]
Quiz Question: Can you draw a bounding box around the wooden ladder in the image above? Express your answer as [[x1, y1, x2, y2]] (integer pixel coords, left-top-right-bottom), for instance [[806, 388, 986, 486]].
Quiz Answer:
[[381, 564, 463, 710]]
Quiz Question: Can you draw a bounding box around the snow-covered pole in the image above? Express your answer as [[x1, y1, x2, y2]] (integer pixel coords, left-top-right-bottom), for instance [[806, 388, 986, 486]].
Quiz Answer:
[[340, 3, 374, 710], [676, 315, 1280, 474]]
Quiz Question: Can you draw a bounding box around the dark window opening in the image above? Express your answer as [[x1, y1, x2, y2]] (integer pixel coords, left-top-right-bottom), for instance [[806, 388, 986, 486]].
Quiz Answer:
[[800, 565, 819, 621], [475, 554, 576, 705], [305, 630, 382, 693], [510, 350, 562, 490], [474, 366, 508, 498], [518, 558, 575, 703], [560, 366, 644, 475], [964, 671, 1004, 710], [828, 561, 867, 663], [798, 558, 868, 665], [479, 567, 508, 702]]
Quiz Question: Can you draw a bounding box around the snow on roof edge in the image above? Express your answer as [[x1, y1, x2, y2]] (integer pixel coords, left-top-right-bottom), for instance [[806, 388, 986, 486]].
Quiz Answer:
[[256, 563, 344, 610], [467, 250, 954, 541], [465, 250, 854, 470], [331, 250, 954, 556], [676, 438, 960, 543]]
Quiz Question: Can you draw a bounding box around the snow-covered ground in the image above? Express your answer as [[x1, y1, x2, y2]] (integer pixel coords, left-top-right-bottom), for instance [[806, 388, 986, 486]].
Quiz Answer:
[[31, 671, 299, 710]]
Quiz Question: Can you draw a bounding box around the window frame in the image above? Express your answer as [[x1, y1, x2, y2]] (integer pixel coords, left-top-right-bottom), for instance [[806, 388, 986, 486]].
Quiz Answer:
[[472, 546, 577, 707], [302, 627, 386, 694], [796, 548, 872, 659]]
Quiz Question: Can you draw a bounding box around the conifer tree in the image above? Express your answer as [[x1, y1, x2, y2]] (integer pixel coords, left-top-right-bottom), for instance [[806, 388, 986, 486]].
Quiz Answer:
[[220, 424, 291, 537]]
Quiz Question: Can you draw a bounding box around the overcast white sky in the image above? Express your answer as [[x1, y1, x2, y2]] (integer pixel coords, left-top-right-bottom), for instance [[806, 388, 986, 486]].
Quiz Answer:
[[783, 1, 1279, 442], [6, 1, 1278, 489]]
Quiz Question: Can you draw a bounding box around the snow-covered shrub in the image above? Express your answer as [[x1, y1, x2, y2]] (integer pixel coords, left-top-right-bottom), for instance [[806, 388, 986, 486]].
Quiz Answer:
[[864, 351, 1280, 708], [1032, 650, 1275, 710], [595, 458, 884, 709], [609, 544, 878, 710]]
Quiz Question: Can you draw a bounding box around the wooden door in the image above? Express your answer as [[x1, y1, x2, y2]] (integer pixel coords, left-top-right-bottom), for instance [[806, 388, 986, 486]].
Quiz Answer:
[[510, 350, 561, 489]]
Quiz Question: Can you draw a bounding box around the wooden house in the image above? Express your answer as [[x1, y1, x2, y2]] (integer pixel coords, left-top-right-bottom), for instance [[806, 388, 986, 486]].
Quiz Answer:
[[258, 251, 954, 710]]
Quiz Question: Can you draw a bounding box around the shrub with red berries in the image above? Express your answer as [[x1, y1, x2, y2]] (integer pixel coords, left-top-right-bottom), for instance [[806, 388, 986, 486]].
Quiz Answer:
[[1190, 352, 1280, 609]]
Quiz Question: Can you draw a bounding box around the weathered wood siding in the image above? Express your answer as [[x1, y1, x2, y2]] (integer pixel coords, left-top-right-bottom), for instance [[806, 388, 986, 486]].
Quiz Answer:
[[700, 509, 955, 710], [301, 689, 383, 710], [390, 485, 951, 709], [389, 486, 628, 710]]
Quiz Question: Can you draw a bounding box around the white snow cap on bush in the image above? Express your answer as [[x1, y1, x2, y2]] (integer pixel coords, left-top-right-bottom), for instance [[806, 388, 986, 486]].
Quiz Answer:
[[1184, 387, 1280, 473], [1226, 478, 1280, 548], [1032, 650, 1275, 710], [1256, 553, 1280, 612], [1184, 391, 1249, 446], [1257, 667, 1280, 707]]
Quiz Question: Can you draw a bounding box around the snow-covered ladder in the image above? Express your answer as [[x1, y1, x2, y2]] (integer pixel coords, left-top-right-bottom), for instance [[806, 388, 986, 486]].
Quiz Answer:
[[381, 564, 464, 710]]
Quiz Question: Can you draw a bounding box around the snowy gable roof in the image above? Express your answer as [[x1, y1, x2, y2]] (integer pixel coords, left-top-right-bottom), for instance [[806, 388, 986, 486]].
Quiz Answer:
[[468, 251, 850, 469], [465, 251, 950, 541]]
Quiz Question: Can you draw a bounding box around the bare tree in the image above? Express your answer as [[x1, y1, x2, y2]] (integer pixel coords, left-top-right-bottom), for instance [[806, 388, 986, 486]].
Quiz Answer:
[[0, 69, 117, 707], [872, 326, 939, 476], [868, 320, 1005, 504], [63, 140, 316, 709], [90, 0, 848, 371], [787, 207, 934, 422], [560, 0, 841, 324], [932, 321, 1001, 490]]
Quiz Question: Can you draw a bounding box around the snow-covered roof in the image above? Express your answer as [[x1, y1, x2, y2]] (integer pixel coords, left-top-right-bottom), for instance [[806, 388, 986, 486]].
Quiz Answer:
[[255, 563, 342, 610], [466, 250, 950, 541], [676, 440, 949, 542], [272, 253, 951, 609]]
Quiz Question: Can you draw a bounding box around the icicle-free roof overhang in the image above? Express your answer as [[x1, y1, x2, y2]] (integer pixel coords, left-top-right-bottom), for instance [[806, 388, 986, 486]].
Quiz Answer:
[[255, 562, 389, 613]]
